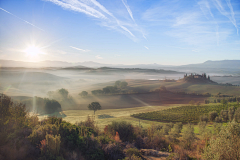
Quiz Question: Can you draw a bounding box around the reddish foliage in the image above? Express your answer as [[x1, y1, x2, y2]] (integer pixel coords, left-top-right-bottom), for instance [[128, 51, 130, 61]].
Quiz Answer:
[[114, 132, 121, 143]]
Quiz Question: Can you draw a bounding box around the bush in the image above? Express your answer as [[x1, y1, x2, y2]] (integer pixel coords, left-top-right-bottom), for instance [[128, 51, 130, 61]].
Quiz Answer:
[[234, 107, 240, 123], [126, 148, 142, 158], [103, 143, 125, 160], [200, 114, 208, 122], [203, 121, 240, 160], [182, 124, 195, 149], [209, 111, 218, 122], [220, 110, 228, 122], [198, 121, 207, 135], [215, 116, 222, 123], [107, 121, 135, 142], [228, 107, 235, 121], [205, 100, 210, 104]]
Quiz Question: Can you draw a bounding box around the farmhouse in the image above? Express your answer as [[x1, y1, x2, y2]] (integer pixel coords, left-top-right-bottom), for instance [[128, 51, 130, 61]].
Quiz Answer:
[[184, 73, 210, 80]]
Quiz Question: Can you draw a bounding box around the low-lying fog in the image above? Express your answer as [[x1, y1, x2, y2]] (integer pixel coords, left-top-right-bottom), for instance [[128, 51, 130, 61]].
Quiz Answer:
[[0, 67, 239, 98]]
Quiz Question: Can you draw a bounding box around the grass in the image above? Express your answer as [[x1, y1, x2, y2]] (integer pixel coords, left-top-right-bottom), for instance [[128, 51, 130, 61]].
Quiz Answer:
[[38, 104, 182, 130]]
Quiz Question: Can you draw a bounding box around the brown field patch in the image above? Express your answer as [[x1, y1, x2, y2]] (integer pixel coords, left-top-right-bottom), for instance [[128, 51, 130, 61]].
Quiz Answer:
[[67, 92, 207, 110]]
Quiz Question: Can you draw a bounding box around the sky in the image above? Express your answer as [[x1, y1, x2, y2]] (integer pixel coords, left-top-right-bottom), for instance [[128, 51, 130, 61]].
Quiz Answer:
[[0, 0, 240, 65]]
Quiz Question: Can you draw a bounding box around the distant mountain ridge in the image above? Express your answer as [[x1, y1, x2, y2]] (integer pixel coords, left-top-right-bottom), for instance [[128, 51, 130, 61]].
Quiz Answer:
[[0, 59, 240, 70], [180, 60, 240, 69]]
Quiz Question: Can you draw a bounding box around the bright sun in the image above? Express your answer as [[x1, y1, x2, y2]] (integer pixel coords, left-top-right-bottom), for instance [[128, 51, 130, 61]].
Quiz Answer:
[[24, 45, 44, 57]]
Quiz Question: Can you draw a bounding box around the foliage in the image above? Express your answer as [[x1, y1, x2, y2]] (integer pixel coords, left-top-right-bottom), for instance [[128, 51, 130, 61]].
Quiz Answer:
[[91, 89, 104, 95], [98, 114, 114, 119], [168, 123, 182, 142], [79, 91, 88, 97], [103, 86, 117, 94], [220, 110, 228, 122], [228, 106, 235, 121], [107, 121, 135, 142], [125, 148, 142, 159], [119, 81, 128, 88], [182, 124, 195, 149], [234, 107, 240, 123], [88, 102, 102, 115], [58, 88, 69, 99], [209, 111, 218, 122], [132, 103, 239, 123], [203, 121, 240, 160], [199, 114, 209, 122], [23, 96, 62, 114], [0, 94, 30, 144], [103, 143, 125, 160]]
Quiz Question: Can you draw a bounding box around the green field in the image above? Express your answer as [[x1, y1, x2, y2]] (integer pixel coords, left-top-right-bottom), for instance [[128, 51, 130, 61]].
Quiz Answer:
[[38, 105, 182, 129], [131, 102, 240, 123]]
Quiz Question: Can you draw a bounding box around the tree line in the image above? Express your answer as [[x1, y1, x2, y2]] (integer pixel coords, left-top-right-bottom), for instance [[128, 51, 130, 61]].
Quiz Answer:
[[79, 80, 128, 97]]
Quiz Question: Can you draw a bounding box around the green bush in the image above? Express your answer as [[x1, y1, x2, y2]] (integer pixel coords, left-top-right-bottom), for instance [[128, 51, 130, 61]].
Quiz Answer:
[[203, 121, 240, 160], [209, 111, 218, 122], [182, 124, 195, 149], [126, 148, 142, 158], [107, 121, 135, 142]]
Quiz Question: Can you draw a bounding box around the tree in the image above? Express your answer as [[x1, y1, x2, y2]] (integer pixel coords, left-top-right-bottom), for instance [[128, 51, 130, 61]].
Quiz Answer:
[[115, 80, 121, 88], [58, 88, 69, 99], [209, 111, 218, 122], [182, 124, 195, 149], [91, 90, 103, 95], [234, 107, 240, 123], [79, 91, 88, 97], [88, 102, 101, 115], [221, 99, 228, 106], [220, 110, 228, 122], [103, 86, 117, 94], [44, 99, 62, 114], [203, 121, 240, 160], [120, 81, 128, 88], [228, 107, 235, 121]]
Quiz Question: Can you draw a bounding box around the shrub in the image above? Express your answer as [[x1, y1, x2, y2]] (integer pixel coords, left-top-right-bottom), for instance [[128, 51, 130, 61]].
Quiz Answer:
[[220, 110, 228, 122], [182, 124, 195, 149], [45, 133, 61, 156], [126, 148, 142, 158], [205, 100, 210, 104], [203, 121, 240, 160], [228, 107, 235, 121], [103, 143, 125, 160], [209, 111, 218, 122], [214, 116, 222, 123], [198, 121, 207, 135], [234, 107, 240, 123], [200, 114, 208, 122], [107, 121, 135, 142]]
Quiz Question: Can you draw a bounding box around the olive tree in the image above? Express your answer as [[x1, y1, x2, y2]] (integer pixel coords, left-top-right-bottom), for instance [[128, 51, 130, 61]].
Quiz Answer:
[[88, 102, 101, 115], [182, 124, 195, 149], [203, 121, 240, 160], [209, 111, 218, 122]]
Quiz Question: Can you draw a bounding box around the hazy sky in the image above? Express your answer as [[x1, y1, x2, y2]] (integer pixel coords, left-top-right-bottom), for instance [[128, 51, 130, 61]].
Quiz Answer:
[[0, 0, 239, 65]]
